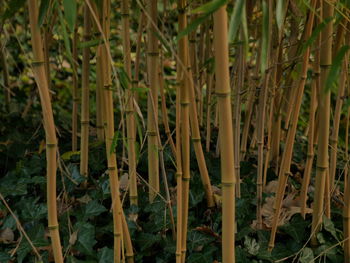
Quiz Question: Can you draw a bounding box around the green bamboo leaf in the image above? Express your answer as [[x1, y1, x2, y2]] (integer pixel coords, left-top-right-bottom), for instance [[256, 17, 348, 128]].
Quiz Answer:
[[177, 14, 209, 40], [261, 1, 269, 74], [61, 151, 80, 160], [178, 0, 227, 40], [276, 0, 284, 30], [192, 0, 227, 14], [2, 0, 26, 21], [325, 45, 349, 92], [58, 8, 74, 66], [301, 17, 332, 53], [78, 39, 100, 49], [63, 0, 77, 32], [110, 131, 121, 155], [241, 2, 249, 55], [38, 0, 50, 26], [228, 0, 244, 43]]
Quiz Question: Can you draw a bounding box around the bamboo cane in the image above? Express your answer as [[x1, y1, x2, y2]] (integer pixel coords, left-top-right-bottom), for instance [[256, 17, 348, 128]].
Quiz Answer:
[[311, 0, 334, 246], [147, 0, 160, 202], [27, 0, 63, 262], [121, 0, 138, 206], [80, 4, 92, 184], [268, 0, 317, 250], [178, 2, 190, 261], [213, 5, 236, 262]]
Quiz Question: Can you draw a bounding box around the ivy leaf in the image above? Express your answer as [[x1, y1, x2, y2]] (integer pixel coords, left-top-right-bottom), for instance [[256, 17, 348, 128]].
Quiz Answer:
[[244, 236, 260, 256], [187, 246, 217, 263], [299, 247, 314, 263], [98, 247, 113, 263], [62, 0, 77, 32], [280, 214, 308, 243], [323, 215, 338, 240], [85, 200, 107, 219], [136, 233, 161, 251], [74, 222, 97, 256]]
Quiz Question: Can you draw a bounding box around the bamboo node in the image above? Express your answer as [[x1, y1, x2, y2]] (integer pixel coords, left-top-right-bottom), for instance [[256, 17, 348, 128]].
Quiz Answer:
[[215, 91, 231, 98], [182, 177, 190, 181], [191, 138, 201, 142], [180, 101, 190, 106], [81, 120, 89, 125], [121, 13, 130, 17], [108, 167, 117, 171], [48, 225, 59, 230], [147, 131, 157, 136], [221, 181, 235, 186], [46, 143, 56, 148], [330, 138, 338, 143], [316, 166, 328, 171], [147, 52, 159, 57], [307, 154, 314, 158], [31, 61, 45, 67], [175, 173, 183, 178], [113, 233, 122, 237]]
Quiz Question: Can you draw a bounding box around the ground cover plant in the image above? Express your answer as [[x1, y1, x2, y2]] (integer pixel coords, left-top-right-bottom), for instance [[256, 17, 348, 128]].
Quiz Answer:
[[1, 0, 350, 262]]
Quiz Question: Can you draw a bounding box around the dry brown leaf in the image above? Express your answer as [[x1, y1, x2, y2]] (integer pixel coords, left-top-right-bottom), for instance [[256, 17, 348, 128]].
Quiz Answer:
[[77, 194, 91, 204], [0, 228, 14, 244], [69, 231, 78, 245], [119, 173, 129, 191]]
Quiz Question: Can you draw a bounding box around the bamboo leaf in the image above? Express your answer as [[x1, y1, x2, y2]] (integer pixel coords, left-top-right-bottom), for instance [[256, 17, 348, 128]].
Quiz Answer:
[[63, 0, 77, 32], [2, 0, 26, 21], [192, 0, 227, 14], [241, 3, 249, 55], [228, 0, 244, 43], [178, 0, 227, 40], [276, 0, 285, 30], [177, 14, 210, 40], [61, 151, 80, 160], [261, 1, 269, 74], [78, 39, 101, 49], [325, 45, 349, 92], [58, 8, 74, 66], [301, 17, 332, 53], [38, 0, 50, 26]]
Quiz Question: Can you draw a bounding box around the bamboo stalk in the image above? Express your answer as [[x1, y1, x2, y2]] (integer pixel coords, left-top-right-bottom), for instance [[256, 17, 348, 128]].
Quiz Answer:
[[147, 0, 160, 202], [80, 4, 92, 183], [177, 2, 190, 261], [268, 0, 317, 250], [100, 0, 123, 261], [213, 5, 236, 262], [72, 26, 79, 150], [311, 0, 333, 246], [0, 41, 10, 111], [175, 61, 183, 263], [329, 32, 349, 192], [343, 105, 350, 263], [27, 0, 63, 262], [300, 62, 318, 218], [121, 0, 138, 206]]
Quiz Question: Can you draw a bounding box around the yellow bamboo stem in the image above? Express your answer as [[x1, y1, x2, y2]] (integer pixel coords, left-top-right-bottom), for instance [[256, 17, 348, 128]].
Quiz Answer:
[[80, 4, 92, 183], [213, 5, 236, 262], [28, 0, 63, 262]]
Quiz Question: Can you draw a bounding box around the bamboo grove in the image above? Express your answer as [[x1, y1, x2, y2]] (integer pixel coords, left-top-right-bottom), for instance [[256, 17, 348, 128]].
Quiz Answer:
[[2, 0, 350, 262]]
